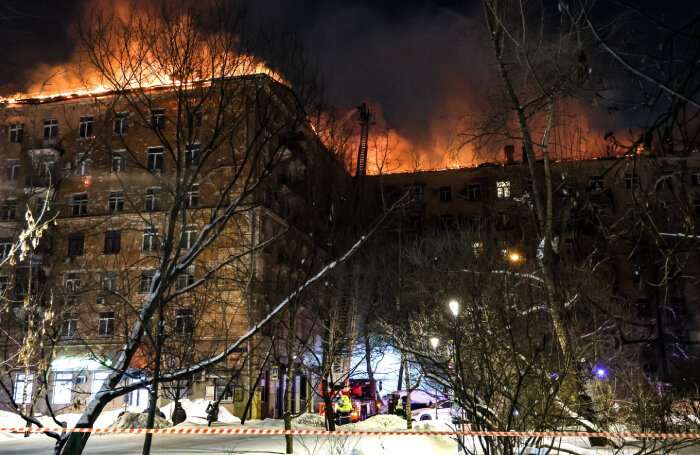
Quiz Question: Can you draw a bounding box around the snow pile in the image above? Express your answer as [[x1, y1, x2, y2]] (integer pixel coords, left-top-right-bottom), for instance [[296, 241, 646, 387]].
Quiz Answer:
[[293, 412, 326, 427], [348, 414, 407, 431], [162, 399, 240, 425], [107, 412, 171, 430]]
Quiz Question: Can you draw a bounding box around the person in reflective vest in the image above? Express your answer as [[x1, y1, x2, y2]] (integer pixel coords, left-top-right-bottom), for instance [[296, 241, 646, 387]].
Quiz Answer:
[[336, 394, 353, 425]]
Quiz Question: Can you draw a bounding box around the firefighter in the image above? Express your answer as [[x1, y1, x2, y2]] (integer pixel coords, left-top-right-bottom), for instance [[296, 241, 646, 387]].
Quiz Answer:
[[336, 394, 353, 426], [395, 397, 404, 417]]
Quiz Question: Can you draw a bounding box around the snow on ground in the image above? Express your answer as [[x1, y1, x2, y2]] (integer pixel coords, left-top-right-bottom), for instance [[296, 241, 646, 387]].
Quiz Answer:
[[161, 398, 240, 425]]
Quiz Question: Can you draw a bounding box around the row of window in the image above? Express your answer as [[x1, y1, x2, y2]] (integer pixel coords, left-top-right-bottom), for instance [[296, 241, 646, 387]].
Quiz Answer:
[[6, 107, 202, 143], [68, 185, 198, 217], [67, 226, 197, 256], [58, 308, 193, 339]]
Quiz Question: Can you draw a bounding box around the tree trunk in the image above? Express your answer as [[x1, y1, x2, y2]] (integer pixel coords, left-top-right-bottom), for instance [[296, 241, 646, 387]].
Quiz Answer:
[[403, 356, 412, 429]]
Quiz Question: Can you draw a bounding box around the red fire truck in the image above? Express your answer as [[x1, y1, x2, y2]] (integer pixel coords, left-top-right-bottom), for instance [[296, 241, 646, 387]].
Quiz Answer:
[[318, 379, 379, 423]]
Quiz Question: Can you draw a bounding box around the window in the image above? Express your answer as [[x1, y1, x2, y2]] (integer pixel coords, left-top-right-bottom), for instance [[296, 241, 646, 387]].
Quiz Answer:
[[408, 215, 422, 231], [439, 186, 452, 202], [564, 237, 574, 252], [691, 169, 700, 186], [111, 152, 126, 173], [185, 184, 199, 207], [214, 378, 235, 402], [496, 181, 511, 198], [467, 183, 482, 201], [52, 373, 73, 405], [184, 144, 199, 168], [43, 119, 58, 140], [101, 271, 118, 293], [68, 231, 85, 257], [625, 173, 639, 189], [72, 193, 88, 217], [78, 116, 94, 138], [0, 238, 12, 259], [142, 228, 159, 252], [150, 108, 166, 130], [439, 213, 453, 226], [75, 153, 90, 176], [38, 156, 55, 177], [9, 122, 23, 143], [1, 199, 17, 221], [104, 230, 121, 254], [496, 210, 511, 229], [5, 159, 19, 180], [147, 147, 163, 172], [526, 180, 534, 195], [182, 225, 197, 249], [470, 214, 482, 228], [62, 316, 78, 338], [175, 308, 194, 334], [139, 269, 156, 293], [98, 312, 115, 337], [187, 105, 202, 128], [177, 267, 195, 290], [113, 112, 130, 134], [14, 373, 33, 404], [91, 371, 109, 399], [408, 186, 422, 202], [589, 176, 604, 191], [65, 272, 81, 293], [145, 188, 161, 211], [108, 191, 124, 213], [0, 275, 7, 291]]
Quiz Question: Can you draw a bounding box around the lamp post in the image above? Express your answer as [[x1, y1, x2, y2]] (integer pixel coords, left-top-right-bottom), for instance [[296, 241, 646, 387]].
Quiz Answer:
[[429, 337, 439, 420], [448, 299, 464, 453]]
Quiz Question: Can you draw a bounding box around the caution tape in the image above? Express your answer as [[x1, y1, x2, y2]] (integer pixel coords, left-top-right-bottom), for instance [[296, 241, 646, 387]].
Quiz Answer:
[[0, 427, 698, 439]]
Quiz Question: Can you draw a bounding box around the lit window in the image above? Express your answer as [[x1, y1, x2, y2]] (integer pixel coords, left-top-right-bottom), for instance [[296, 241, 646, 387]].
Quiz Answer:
[[142, 228, 159, 252], [186, 184, 199, 207], [68, 232, 85, 257], [72, 194, 88, 217], [139, 269, 156, 294], [91, 371, 109, 399], [43, 119, 58, 140], [147, 147, 163, 172], [104, 230, 121, 254], [114, 112, 130, 134], [79, 116, 94, 138], [145, 188, 161, 211], [98, 312, 115, 337], [150, 108, 166, 130], [496, 181, 511, 198], [111, 152, 126, 173], [5, 159, 19, 180], [52, 373, 73, 404], [439, 186, 452, 202], [108, 191, 124, 213], [9, 122, 24, 143], [175, 308, 194, 334], [14, 373, 33, 404], [76, 153, 91, 176]]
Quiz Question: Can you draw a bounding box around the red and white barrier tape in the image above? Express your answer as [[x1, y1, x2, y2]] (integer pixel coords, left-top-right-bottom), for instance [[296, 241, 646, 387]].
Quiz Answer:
[[0, 428, 698, 439]]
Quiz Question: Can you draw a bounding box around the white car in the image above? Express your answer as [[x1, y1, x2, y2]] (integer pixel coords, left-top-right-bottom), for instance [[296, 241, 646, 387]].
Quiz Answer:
[[411, 400, 463, 422]]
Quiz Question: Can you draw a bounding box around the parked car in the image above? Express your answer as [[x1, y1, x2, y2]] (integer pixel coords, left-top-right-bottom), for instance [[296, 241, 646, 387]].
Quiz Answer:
[[411, 400, 464, 422]]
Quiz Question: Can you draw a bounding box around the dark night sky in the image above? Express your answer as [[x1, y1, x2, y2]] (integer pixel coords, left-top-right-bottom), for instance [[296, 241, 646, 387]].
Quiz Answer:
[[0, 0, 694, 167]]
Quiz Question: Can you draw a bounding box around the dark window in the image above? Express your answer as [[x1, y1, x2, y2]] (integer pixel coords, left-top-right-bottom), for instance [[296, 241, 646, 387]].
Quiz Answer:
[[111, 152, 126, 173], [0, 275, 7, 291], [150, 108, 166, 130], [408, 186, 422, 202], [470, 214, 482, 229], [1, 199, 17, 221], [142, 228, 159, 252], [439, 213, 453, 226], [0, 238, 12, 259], [68, 232, 85, 257], [9, 123, 23, 143], [439, 186, 452, 202], [72, 194, 88, 217], [589, 176, 604, 191], [64, 272, 81, 293], [625, 173, 639, 189], [408, 215, 422, 231], [186, 184, 199, 207], [636, 298, 653, 318], [175, 308, 194, 334], [182, 225, 197, 249], [467, 183, 482, 200], [496, 210, 512, 230], [79, 116, 94, 138], [108, 191, 124, 213], [177, 267, 195, 290], [114, 112, 130, 134], [147, 147, 163, 172], [43, 119, 58, 139], [145, 188, 161, 211], [187, 105, 202, 128], [104, 230, 121, 254], [101, 271, 118, 294], [139, 269, 156, 293], [691, 169, 700, 186], [62, 316, 78, 338], [184, 144, 199, 168], [526, 180, 534, 195], [98, 312, 115, 337], [5, 159, 19, 180]]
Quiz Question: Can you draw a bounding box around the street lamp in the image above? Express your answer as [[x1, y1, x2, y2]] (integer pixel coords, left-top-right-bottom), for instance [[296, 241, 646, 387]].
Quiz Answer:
[[449, 300, 460, 317], [430, 337, 439, 349], [508, 252, 521, 262]]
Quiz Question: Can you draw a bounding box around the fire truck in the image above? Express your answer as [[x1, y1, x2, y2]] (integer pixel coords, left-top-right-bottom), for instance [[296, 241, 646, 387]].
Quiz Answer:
[[318, 379, 379, 423]]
